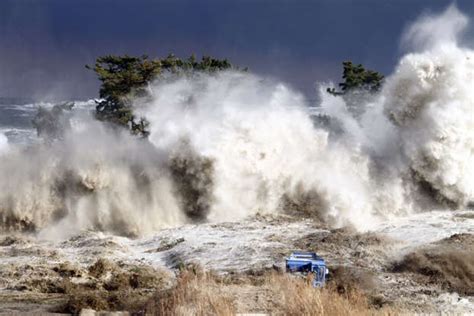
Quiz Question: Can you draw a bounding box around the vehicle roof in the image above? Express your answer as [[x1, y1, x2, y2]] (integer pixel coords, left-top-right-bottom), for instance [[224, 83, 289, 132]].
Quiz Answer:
[[287, 251, 325, 262]]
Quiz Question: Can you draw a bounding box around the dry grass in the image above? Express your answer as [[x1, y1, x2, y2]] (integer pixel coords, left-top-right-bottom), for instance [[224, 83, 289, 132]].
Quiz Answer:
[[140, 269, 399, 316], [142, 270, 235, 315], [48, 259, 400, 315], [268, 273, 396, 316]]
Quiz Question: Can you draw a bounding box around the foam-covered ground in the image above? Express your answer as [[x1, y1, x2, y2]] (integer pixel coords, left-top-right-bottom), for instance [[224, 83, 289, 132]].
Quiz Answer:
[[0, 210, 472, 314]]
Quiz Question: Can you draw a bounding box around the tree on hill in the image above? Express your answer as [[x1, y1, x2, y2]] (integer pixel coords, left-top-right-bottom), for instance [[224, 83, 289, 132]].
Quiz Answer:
[[87, 54, 235, 136]]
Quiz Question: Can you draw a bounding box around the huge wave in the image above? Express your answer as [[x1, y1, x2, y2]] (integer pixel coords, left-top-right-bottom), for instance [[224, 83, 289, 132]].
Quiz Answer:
[[0, 5, 472, 238]]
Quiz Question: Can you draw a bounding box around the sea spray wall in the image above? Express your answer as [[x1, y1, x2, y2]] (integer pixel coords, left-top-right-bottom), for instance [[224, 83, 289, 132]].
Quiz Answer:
[[0, 73, 383, 238], [0, 122, 186, 238], [141, 73, 382, 230], [384, 6, 474, 206], [0, 5, 472, 238]]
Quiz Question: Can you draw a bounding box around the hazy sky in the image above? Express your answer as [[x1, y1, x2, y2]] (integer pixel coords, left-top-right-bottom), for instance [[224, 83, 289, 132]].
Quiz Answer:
[[0, 0, 473, 100]]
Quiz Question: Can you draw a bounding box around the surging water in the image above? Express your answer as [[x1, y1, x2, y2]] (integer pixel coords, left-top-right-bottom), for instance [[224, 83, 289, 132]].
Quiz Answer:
[[141, 73, 385, 229], [0, 5, 472, 238]]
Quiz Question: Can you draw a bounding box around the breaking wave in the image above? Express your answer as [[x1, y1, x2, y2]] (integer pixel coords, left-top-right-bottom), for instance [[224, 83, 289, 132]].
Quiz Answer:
[[385, 5, 474, 206], [0, 5, 472, 238]]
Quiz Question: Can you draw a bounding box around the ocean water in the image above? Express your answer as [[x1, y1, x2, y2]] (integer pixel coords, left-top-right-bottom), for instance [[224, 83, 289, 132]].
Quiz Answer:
[[0, 98, 40, 144]]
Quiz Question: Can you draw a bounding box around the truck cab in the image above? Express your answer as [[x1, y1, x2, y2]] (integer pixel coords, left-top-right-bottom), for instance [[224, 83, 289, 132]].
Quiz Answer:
[[285, 251, 328, 287]]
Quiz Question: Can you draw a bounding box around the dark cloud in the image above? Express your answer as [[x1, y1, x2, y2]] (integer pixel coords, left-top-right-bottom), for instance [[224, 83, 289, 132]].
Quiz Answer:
[[0, 0, 472, 100]]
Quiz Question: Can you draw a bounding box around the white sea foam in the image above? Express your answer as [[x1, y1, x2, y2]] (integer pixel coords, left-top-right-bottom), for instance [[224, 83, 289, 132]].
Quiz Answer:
[[384, 5, 474, 205]]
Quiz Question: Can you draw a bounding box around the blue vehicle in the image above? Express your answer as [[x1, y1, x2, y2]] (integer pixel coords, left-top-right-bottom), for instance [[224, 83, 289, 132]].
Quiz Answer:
[[285, 251, 328, 287]]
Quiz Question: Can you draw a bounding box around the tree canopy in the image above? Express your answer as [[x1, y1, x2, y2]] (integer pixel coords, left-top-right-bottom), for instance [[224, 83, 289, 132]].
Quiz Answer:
[[87, 54, 235, 136], [327, 61, 384, 96]]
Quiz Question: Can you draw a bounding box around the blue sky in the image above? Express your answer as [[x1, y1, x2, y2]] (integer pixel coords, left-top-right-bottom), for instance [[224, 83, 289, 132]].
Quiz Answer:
[[0, 0, 473, 100]]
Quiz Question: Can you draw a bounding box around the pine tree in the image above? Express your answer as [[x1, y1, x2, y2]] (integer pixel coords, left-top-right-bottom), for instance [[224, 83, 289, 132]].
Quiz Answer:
[[87, 54, 235, 136], [327, 61, 384, 96]]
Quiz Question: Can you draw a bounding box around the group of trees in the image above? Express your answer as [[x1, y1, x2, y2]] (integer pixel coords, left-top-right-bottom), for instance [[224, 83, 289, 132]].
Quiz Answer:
[[33, 54, 384, 140], [31, 52, 384, 141]]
